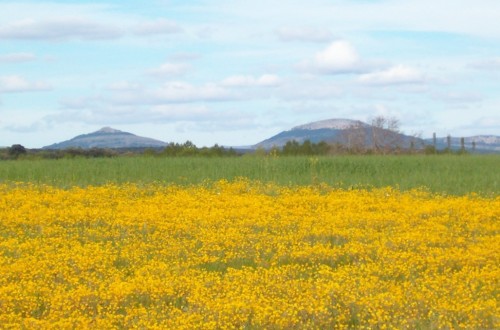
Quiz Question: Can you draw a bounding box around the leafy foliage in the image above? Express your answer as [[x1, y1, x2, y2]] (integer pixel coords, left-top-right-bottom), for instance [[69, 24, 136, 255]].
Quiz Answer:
[[7, 144, 27, 158]]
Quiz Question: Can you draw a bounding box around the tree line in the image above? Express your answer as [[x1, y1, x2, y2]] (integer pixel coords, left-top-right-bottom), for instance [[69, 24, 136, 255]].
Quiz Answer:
[[0, 142, 239, 160], [0, 139, 474, 160]]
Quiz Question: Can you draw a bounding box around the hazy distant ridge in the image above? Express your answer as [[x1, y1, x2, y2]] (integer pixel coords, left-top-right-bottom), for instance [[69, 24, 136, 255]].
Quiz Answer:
[[43, 127, 167, 149], [424, 135, 500, 152], [42, 120, 500, 152]]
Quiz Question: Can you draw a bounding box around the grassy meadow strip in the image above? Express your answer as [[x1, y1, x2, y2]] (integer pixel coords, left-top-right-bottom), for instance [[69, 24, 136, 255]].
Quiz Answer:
[[0, 154, 499, 195], [0, 180, 498, 328]]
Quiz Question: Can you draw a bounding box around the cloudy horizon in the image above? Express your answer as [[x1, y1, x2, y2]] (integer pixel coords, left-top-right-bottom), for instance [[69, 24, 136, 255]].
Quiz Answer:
[[1, 0, 499, 148]]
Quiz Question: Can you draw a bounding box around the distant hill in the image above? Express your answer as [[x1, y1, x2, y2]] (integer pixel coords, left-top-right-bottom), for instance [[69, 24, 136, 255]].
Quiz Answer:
[[43, 127, 167, 149], [41, 121, 500, 153], [424, 135, 500, 153], [255, 118, 425, 150]]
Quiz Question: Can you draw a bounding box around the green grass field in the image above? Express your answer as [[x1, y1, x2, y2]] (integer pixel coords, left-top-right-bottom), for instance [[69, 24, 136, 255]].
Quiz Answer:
[[0, 154, 498, 195]]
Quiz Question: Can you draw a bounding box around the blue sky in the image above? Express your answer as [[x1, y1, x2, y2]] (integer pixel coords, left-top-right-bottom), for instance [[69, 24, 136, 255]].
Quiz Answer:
[[1, 0, 499, 148]]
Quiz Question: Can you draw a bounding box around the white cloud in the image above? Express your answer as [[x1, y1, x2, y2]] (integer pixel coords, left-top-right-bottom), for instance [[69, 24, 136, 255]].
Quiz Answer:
[[149, 105, 213, 121], [0, 75, 51, 93], [314, 41, 360, 72], [370, 104, 401, 120], [133, 19, 182, 35], [46, 104, 215, 125], [106, 81, 237, 105], [0, 17, 182, 41], [276, 27, 334, 42], [168, 52, 201, 62], [278, 81, 343, 100], [149, 62, 191, 77], [220, 76, 254, 87], [468, 58, 500, 71], [106, 81, 142, 92], [431, 91, 483, 104], [151, 82, 236, 103], [0, 18, 122, 40], [258, 74, 282, 87], [0, 52, 36, 63], [221, 74, 282, 87], [4, 121, 48, 133], [206, 0, 500, 39], [298, 41, 368, 74], [470, 116, 500, 130], [358, 65, 425, 86], [59, 96, 98, 110]]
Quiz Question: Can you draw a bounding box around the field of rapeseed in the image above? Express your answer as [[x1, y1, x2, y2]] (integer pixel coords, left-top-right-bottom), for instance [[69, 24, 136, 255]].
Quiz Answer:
[[0, 180, 498, 329]]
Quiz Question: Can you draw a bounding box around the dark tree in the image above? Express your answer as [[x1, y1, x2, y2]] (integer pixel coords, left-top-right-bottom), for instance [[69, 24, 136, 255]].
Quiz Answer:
[[8, 144, 27, 158]]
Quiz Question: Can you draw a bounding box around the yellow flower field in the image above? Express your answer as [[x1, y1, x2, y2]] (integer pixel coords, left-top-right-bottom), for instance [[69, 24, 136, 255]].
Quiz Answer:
[[0, 180, 498, 329]]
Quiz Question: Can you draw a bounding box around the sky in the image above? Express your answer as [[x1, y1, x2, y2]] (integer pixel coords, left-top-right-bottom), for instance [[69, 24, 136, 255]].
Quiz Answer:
[[1, 0, 499, 148]]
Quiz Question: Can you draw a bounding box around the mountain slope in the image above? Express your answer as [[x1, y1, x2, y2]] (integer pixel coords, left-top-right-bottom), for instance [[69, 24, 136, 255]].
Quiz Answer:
[[43, 127, 168, 149], [255, 118, 423, 150]]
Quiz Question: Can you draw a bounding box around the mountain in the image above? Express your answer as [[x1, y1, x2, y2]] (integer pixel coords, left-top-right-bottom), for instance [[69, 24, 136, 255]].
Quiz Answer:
[[255, 118, 424, 150], [43, 127, 168, 149], [292, 118, 369, 130], [424, 135, 500, 153]]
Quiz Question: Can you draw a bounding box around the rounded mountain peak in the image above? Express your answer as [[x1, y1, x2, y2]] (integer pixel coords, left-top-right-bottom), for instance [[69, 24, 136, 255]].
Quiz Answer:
[[292, 118, 368, 130], [96, 127, 123, 134]]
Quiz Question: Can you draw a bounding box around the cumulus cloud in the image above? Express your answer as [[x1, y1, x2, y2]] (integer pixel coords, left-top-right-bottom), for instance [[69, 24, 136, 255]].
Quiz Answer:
[[105, 81, 238, 106], [276, 27, 334, 42], [358, 65, 425, 86], [44, 102, 250, 131], [278, 81, 343, 100], [149, 105, 214, 121], [298, 41, 367, 74], [151, 82, 236, 103], [0, 75, 51, 92], [0, 18, 122, 40], [0, 17, 182, 41], [468, 58, 500, 71], [314, 41, 360, 72], [89, 75, 283, 110], [0, 52, 36, 63], [221, 74, 282, 87], [105, 81, 142, 92], [148, 62, 191, 77]]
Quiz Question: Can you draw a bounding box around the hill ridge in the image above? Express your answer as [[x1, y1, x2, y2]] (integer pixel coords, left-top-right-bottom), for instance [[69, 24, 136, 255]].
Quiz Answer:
[[255, 118, 422, 150], [43, 127, 167, 149], [292, 118, 369, 130]]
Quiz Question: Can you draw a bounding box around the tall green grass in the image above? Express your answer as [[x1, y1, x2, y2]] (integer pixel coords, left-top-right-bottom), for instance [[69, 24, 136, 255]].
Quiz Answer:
[[0, 155, 498, 195]]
